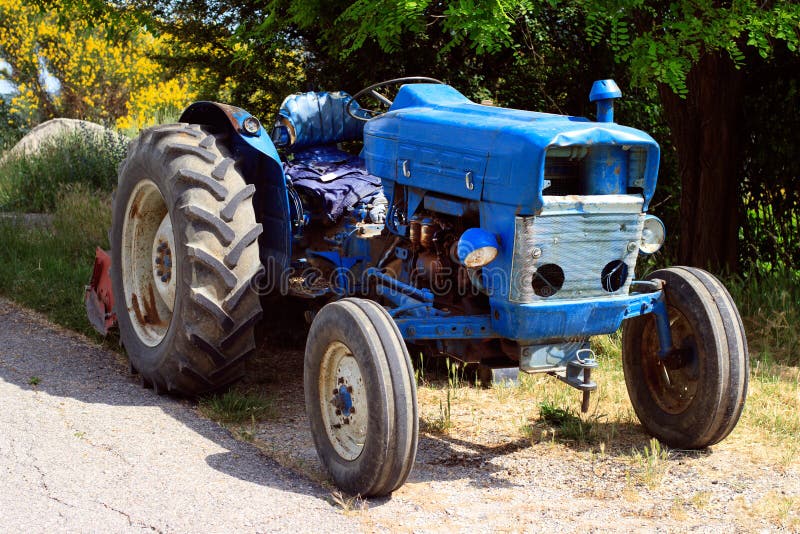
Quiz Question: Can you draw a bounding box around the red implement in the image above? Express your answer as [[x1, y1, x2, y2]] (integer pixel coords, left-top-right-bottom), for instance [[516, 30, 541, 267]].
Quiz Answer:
[[85, 247, 116, 335]]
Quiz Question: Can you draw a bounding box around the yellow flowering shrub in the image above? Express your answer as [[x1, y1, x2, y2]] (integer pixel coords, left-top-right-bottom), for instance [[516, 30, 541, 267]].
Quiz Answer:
[[0, 0, 196, 129]]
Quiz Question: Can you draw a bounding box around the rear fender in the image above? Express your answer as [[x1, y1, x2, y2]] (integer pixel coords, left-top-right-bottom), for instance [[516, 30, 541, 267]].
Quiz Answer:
[[179, 102, 291, 280]]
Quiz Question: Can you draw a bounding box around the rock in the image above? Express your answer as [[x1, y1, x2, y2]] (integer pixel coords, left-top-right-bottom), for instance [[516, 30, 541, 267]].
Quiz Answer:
[[0, 118, 128, 165]]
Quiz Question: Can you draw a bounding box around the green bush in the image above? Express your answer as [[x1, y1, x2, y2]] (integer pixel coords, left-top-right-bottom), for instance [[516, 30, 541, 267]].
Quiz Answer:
[[0, 127, 128, 213]]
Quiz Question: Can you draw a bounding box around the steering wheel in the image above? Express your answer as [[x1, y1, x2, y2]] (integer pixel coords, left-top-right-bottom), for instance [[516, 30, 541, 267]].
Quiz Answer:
[[346, 76, 444, 121]]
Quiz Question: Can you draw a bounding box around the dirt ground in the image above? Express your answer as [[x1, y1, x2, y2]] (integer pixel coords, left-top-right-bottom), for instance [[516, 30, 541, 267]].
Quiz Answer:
[[241, 332, 800, 533]]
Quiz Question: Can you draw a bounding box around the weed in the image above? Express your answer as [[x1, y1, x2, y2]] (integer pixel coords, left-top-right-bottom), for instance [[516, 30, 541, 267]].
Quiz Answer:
[[632, 438, 671, 488], [199, 389, 277, 424], [690, 491, 711, 510], [28, 376, 40, 386], [535, 400, 596, 444], [329, 490, 368, 515], [727, 268, 800, 366], [236, 415, 259, 442]]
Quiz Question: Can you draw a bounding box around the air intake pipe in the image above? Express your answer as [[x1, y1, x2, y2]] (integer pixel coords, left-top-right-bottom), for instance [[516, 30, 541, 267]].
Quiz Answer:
[[589, 79, 622, 123]]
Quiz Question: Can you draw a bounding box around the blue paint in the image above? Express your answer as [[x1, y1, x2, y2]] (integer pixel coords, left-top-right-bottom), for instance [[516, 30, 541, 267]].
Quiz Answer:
[[395, 315, 494, 340], [651, 295, 675, 357], [456, 228, 499, 266], [363, 83, 660, 212], [423, 194, 470, 217], [367, 268, 434, 303], [490, 291, 662, 343], [274, 91, 369, 150], [589, 79, 622, 123], [338, 384, 353, 416], [583, 145, 628, 194], [179, 102, 292, 274]]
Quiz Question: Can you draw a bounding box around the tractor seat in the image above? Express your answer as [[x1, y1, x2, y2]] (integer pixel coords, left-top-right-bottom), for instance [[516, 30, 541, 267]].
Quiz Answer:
[[271, 91, 385, 224], [271, 91, 369, 152]]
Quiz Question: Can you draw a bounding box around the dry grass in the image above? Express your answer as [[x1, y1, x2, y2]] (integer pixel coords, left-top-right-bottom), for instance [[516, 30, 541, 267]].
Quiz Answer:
[[416, 332, 800, 481]]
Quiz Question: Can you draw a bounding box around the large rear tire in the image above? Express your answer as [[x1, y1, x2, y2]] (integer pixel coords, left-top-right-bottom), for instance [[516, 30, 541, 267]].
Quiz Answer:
[[622, 267, 748, 448], [304, 298, 418, 496], [111, 123, 263, 395]]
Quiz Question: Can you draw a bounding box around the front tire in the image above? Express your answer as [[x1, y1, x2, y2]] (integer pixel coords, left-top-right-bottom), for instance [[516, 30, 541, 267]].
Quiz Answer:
[[622, 267, 748, 448], [305, 298, 418, 496], [111, 123, 263, 395]]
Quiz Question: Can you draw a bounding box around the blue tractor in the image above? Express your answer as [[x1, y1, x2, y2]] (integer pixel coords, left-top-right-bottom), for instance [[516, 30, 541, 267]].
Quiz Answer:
[[99, 77, 748, 496]]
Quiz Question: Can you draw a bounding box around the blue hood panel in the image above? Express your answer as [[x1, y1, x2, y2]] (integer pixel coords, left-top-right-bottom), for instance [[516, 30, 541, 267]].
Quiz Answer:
[[363, 84, 660, 213]]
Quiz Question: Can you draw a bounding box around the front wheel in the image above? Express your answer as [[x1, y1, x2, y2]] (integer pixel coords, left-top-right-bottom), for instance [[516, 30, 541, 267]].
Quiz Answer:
[[622, 267, 748, 448], [304, 298, 418, 496]]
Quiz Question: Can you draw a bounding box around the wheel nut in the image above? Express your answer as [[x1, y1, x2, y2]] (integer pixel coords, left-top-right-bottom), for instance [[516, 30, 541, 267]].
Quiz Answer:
[[156, 269, 163, 277]]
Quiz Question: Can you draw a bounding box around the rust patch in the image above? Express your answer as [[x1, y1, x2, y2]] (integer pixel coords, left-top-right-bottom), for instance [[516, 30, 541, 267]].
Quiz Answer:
[[131, 293, 146, 326], [129, 195, 141, 219], [143, 283, 162, 325], [131, 285, 162, 326]]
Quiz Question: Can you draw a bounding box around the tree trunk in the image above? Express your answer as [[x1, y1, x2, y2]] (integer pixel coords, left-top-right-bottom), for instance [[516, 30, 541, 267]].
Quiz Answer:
[[659, 52, 743, 273]]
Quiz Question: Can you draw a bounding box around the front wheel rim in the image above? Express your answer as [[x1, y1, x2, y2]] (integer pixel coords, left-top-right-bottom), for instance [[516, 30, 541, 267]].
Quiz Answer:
[[319, 341, 368, 461], [121, 180, 176, 347], [641, 307, 700, 414]]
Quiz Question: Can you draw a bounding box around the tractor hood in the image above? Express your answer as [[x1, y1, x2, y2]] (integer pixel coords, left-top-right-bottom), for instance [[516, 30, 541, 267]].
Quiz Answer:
[[362, 84, 660, 213]]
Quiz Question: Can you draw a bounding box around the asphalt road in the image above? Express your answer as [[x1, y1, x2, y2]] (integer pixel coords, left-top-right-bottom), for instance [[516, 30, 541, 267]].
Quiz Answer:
[[0, 298, 353, 532]]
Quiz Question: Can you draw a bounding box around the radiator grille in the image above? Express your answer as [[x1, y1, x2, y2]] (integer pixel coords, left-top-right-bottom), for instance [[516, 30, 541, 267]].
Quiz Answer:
[[510, 197, 644, 303]]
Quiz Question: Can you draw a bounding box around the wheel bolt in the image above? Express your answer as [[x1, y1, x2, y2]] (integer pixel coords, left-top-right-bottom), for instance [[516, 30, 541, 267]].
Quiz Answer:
[[156, 269, 163, 277], [335, 409, 341, 416], [155, 257, 162, 265]]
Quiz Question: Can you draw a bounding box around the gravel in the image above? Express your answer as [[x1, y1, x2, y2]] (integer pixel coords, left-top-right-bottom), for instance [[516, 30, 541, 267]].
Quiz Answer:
[[0, 298, 352, 532]]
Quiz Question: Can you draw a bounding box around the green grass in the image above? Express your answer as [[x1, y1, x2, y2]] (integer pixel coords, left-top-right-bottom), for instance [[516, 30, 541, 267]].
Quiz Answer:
[[0, 184, 111, 338], [0, 128, 127, 212], [198, 389, 277, 424], [727, 268, 800, 367]]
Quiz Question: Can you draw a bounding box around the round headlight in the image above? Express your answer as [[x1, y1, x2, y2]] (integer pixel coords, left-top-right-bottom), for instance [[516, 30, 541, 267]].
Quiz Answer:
[[457, 228, 499, 268], [242, 116, 261, 135], [640, 215, 665, 254]]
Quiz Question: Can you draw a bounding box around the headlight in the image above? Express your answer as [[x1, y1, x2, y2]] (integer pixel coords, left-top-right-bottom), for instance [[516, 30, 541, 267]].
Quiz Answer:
[[639, 215, 665, 254], [457, 228, 499, 267], [242, 116, 261, 135]]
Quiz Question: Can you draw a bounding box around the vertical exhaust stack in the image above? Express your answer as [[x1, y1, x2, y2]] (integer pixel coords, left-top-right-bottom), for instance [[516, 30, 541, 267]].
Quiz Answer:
[[589, 79, 622, 123]]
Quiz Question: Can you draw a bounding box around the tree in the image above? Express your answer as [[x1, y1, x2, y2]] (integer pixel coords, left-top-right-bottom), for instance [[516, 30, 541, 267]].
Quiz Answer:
[[580, 1, 800, 271], [253, 0, 799, 272]]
